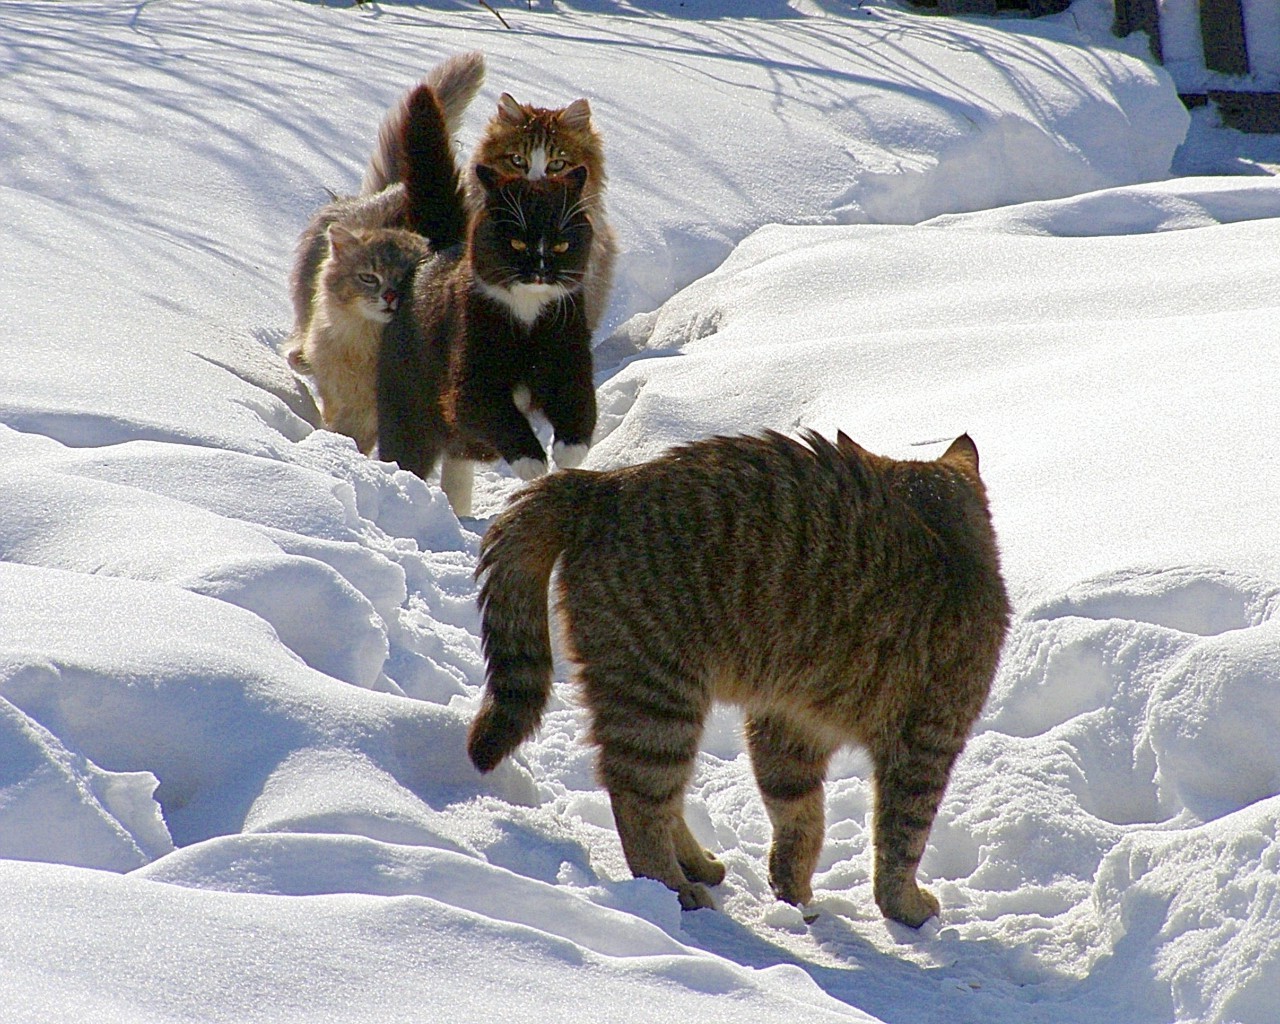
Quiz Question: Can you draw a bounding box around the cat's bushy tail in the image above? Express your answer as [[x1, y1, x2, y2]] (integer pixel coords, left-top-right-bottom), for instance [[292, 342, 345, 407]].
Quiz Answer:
[[469, 471, 597, 773], [360, 51, 485, 195], [396, 81, 470, 250]]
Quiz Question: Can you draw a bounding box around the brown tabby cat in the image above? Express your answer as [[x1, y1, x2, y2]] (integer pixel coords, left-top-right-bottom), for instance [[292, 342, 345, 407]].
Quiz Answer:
[[377, 84, 597, 518], [471, 93, 617, 334], [292, 224, 429, 453], [469, 430, 1010, 926]]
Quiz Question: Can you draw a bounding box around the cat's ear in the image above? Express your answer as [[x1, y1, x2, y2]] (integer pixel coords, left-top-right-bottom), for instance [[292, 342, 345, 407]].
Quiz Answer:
[[474, 163, 502, 192], [326, 223, 360, 255], [939, 434, 980, 474], [560, 98, 592, 130], [563, 164, 589, 193], [496, 93, 525, 124]]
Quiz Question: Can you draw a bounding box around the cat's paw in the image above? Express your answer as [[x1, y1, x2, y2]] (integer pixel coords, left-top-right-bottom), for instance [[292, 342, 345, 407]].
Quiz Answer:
[[552, 441, 590, 470], [877, 883, 940, 929], [509, 456, 548, 482], [679, 848, 726, 886], [677, 882, 717, 912], [286, 347, 312, 374]]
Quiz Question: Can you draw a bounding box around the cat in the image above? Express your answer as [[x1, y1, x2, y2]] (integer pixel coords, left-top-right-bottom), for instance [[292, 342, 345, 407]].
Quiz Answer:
[[291, 223, 429, 453], [467, 429, 1010, 926], [286, 51, 486, 376], [376, 83, 597, 518], [473, 93, 617, 334], [364, 76, 617, 334]]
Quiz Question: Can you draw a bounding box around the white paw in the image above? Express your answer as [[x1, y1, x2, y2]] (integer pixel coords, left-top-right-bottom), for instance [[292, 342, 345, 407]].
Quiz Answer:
[[512, 384, 534, 415], [509, 456, 547, 482], [552, 441, 590, 469]]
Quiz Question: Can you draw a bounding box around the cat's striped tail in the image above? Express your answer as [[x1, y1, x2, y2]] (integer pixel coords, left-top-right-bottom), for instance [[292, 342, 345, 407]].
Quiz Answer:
[[468, 471, 597, 773], [360, 51, 485, 196]]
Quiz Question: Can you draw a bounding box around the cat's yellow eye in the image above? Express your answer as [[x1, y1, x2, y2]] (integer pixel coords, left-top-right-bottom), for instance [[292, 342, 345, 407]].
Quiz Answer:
[[510, 238, 528, 251], [509, 154, 528, 170], [551, 241, 570, 254], [546, 159, 568, 173]]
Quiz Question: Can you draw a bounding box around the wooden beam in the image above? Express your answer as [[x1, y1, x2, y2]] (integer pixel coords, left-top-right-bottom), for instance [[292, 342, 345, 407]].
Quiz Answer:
[[1112, 0, 1163, 64], [1201, 0, 1249, 76], [1210, 91, 1280, 133]]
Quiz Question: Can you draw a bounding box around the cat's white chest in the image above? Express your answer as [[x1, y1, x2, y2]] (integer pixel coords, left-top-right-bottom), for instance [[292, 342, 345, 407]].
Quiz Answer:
[[480, 281, 566, 325]]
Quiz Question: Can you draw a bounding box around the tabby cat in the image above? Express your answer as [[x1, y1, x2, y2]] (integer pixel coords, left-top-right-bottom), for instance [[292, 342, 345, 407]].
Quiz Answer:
[[376, 83, 597, 518], [468, 430, 1010, 926], [291, 224, 429, 453]]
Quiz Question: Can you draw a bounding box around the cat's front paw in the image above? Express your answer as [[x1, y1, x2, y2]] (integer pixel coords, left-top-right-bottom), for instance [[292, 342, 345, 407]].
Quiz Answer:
[[552, 440, 590, 469], [286, 347, 312, 374], [509, 456, 548, 482]]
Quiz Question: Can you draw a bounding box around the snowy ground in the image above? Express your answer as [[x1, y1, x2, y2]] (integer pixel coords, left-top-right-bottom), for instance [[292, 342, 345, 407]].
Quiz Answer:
[[2, 1, 1279, 1022]]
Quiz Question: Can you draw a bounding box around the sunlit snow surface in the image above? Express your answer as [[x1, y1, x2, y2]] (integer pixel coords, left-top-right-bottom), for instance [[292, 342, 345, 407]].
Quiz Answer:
[[2, 1, 1278, 1022]]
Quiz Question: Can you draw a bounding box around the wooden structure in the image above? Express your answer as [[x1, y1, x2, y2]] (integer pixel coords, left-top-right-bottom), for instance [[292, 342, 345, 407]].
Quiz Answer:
[[1114, 0, 1280, 132], [909, 0, 1070, 15]]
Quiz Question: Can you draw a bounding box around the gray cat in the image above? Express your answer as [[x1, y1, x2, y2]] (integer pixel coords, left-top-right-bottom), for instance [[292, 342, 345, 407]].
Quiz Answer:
[[469, 429, 1010, 926], [284, 51, 487, 414], [290, 223, 428, 453]]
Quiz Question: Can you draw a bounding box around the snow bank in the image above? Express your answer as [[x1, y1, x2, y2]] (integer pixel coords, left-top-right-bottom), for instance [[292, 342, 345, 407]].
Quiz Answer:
[[2, 1, 1276, 1022]]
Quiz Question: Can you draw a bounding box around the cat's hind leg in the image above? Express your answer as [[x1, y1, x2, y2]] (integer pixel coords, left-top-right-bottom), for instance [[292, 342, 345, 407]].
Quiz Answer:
[[745, 712, 833, 909], [869, 719, 967, 927], [584, 663, 714, 910]]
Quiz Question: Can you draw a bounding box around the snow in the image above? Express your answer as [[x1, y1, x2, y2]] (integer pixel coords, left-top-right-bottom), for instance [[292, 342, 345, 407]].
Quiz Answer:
[[2, 0, 1278, 1021]]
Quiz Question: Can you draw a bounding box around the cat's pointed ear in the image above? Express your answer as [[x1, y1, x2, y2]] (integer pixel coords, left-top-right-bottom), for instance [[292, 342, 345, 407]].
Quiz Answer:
[[560, 98, 592, 130], [940, 433, 980, 474], [496, 93, 525, 124], [474, 163, 502, 193], [563, 164, 589, 193], [326, 223, 360, 254]]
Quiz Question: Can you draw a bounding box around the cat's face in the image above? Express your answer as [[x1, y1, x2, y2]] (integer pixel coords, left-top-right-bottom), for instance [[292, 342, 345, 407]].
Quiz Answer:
[[471, 166, 594, 308], [475, 95, 604, 189], [323, 225, 426, 324]]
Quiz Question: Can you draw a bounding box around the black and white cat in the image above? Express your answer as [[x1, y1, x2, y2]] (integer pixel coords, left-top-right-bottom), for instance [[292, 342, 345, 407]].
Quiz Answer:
[[377, 83, 597, 517]]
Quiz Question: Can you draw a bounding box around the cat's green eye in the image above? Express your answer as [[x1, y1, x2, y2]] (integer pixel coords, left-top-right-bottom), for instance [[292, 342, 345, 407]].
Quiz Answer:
[[358, 273, 379, 287], [546, 159, 568, 173], [551, 241, 570, 254], [510, 238, 528, 252], [509, 154, 528, 170]]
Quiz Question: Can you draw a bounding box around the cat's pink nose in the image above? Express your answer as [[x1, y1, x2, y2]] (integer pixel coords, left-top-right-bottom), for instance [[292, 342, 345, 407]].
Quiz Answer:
[[383, 289, 399, 309]]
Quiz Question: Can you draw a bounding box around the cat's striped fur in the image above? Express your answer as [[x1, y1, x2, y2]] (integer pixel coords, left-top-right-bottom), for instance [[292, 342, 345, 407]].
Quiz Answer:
[[469, 429, 1009, 926]]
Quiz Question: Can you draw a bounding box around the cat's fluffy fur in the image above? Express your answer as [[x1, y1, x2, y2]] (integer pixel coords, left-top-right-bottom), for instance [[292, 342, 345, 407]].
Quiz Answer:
[[285, 51, 486, 406], [362, 72, 616, 334], [472, 93, 616, 334], [469, 430, 1010, 926], [377, 84, 597, 517], [292, 224, 429, 453]]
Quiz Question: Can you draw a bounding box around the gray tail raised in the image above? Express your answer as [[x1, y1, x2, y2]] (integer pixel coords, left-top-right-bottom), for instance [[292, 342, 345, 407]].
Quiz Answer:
[[468, 472, 595, 774], [360, 51, 485, 196]]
